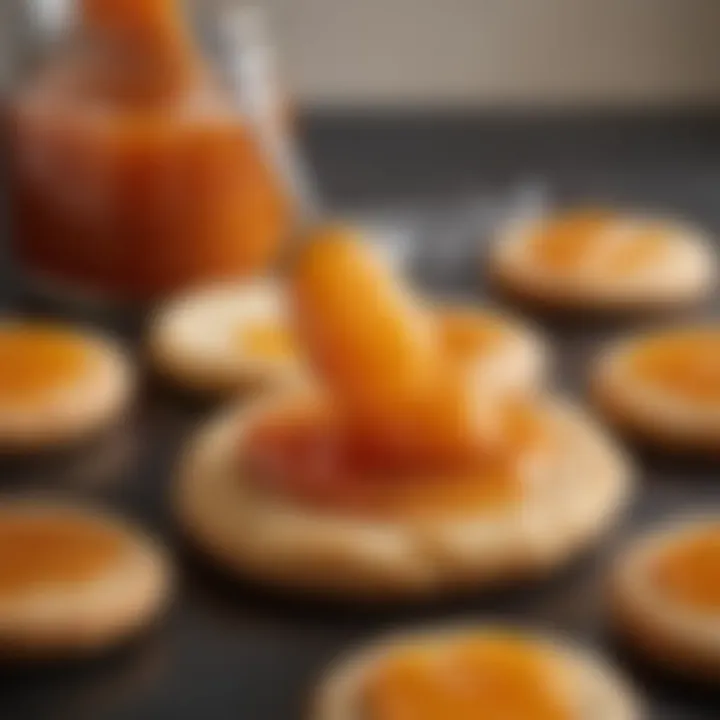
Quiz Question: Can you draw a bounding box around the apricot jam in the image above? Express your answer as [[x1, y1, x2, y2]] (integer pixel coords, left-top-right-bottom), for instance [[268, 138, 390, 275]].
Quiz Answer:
[[530, 209, 614, 271], [603, 225, 670, 275], [11, 0, 290, 302], [366, 635, 573, 720], [0, 513, 124, 598], [626, 330, 720, 404], [530, 209, 668, 276], [0, 327, 92, 407], [235, 322, 296, 361], [651, 527, 720, 613], [243, 401, 548, 519]]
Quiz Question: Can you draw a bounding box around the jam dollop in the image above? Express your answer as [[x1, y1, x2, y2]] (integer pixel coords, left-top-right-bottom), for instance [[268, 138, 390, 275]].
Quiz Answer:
[[243, 399, 548, 518], [0, 513, 124, 598], [0, 326, 93, 408], [626, 330, 720, 404], [651, 526, 720, 614], [234, 322, 296, 361], [366, 634, 574, 720], [529, 209, 670, 276]]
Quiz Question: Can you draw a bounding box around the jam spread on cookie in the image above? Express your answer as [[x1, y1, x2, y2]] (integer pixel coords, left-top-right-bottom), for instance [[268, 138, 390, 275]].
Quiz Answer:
[[365, 635, 574, 720], [651, 526, 720, 613], [0, 327, 93, 407], [244, 395, 548, 518], [530, 208, 614, 271], [0, 514, 124, 598], [234, 322, 296, 361], [529, 209, 670, 277], [626, 330, 720, 404]]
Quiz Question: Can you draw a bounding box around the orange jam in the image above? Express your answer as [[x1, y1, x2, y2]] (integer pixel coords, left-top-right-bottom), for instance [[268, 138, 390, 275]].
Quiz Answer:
[[603, 225, 670, 275], [243, 400, 549, 519], [235, 322, 296, 361], [530, 208, 614, 271], [530, 209, 668, 276], [11, 0, 290, 301], [651, 526, 720, 613], [366, 635, 573, 720], [0, 327, 92, 407], [626, 330, 720, 404], [0, 513, 124, 598]]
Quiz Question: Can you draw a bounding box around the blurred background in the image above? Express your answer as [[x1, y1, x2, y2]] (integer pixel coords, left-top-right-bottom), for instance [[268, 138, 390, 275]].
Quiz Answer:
[[263, 0, 720, 109], [3, 0, 720, 300], [5, 0, 720, 108]]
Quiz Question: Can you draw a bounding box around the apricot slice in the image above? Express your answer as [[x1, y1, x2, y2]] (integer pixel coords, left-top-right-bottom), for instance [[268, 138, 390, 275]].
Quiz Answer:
[[366, 635, 573, 720], [291, 226, 441, 436], [650, 526, 720, 613]]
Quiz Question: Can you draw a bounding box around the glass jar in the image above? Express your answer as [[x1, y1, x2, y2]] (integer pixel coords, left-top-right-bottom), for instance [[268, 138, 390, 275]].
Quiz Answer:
[[7, 0, 295, 304]]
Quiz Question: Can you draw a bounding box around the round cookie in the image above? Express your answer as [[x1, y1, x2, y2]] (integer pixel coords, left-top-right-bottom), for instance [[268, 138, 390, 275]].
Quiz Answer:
[[610, 517, 720, 680], [0, 499, 171, 658], [0, 321, 134, 451], [174, 392, 632, 600], [489, 208, 716, 313], [592, 326, 720, 452], [149, 281, 548, 397], [313, 625, 641, 720], [148, 280, 306, 396]]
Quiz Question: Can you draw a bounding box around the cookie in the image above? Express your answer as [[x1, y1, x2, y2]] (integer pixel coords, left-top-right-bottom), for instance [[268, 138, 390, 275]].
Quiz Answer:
[[593, 326, 720, 452], [313, 625, 641, 720], [0, 499, 171, 659], [489, 208, 715, 313], [611, 516, 720, 680], [0, 321, 134, 451], [148, 280, 305, 396], [175, 391, 632, 600]]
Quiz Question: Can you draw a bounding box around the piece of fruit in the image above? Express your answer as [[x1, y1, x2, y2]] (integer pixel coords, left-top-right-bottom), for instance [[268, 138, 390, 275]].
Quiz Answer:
[[291, 225, 441, 437]]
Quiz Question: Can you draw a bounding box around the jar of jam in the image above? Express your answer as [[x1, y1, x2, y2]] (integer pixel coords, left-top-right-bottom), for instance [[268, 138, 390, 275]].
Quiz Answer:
[[8, 0, 293, 304]]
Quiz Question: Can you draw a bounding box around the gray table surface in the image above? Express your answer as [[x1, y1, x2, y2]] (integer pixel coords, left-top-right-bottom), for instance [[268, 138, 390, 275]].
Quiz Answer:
[[1, 112, 720, 719]]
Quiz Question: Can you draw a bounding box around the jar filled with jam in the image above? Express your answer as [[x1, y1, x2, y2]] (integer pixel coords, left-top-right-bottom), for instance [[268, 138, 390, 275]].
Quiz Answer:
[[9, 0, 294, 303]]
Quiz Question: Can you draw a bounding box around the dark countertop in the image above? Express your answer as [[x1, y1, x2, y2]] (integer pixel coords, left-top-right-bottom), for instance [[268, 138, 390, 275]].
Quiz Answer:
[[1, 113, 720, 719], [304, 111, 720, 210]]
